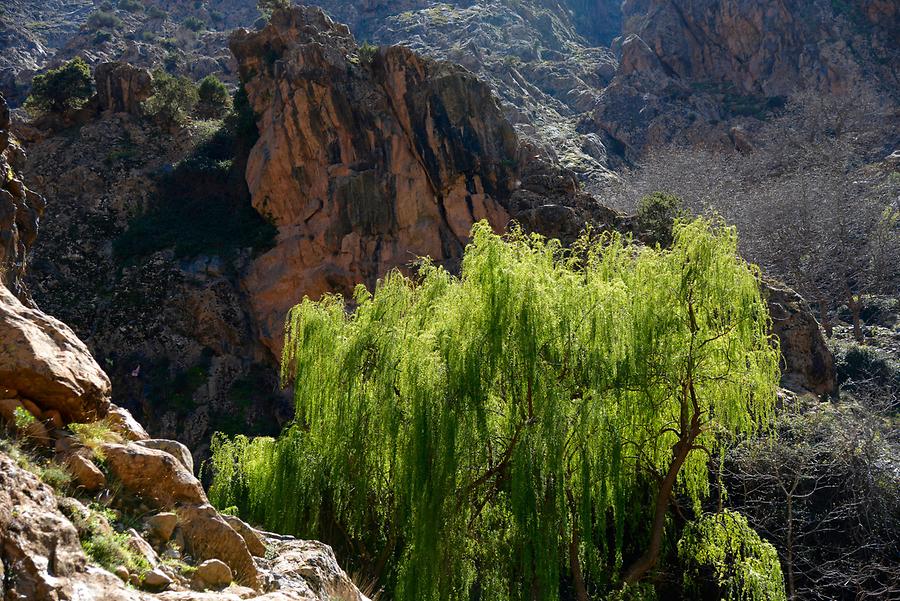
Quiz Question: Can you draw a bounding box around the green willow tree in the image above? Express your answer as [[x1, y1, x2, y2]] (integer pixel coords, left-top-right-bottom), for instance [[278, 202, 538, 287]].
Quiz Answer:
[[210, 219, 781, 600]]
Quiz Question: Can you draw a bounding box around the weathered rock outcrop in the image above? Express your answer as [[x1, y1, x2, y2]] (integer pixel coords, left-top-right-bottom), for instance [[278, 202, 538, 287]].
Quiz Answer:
[[0, 283, 111, 422], [96, 62, 154, 115], [0, 92, 44, 299], [316, 0, 619, 183], [231, 6, 518, 354], [765, 280, 836, 396]]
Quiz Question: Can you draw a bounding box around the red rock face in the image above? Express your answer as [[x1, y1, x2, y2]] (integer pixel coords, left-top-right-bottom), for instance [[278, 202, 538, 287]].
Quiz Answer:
[[230, 7, 519, 356]]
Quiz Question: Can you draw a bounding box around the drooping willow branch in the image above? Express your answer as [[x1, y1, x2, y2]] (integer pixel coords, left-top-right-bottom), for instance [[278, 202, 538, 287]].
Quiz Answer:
[[209, 218, 781, 600]]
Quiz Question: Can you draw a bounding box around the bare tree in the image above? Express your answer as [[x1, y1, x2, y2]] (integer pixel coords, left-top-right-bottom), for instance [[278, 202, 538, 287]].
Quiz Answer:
[[612, 86, 900, 341], [719, 395, 900, 601]]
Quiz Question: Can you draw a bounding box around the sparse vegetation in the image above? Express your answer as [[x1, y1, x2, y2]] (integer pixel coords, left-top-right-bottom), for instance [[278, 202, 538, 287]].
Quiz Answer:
[[183, 15, 205, 32], [86, 10, 122, 31], [69, 419, 122, 461]]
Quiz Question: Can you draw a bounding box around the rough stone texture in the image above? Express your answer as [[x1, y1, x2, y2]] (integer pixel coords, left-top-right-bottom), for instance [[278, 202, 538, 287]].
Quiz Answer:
[[107, 403, 151, 441], [146, 512, 179, 543], [136, 438, 195, 474], [764, 279, 837, 396], [0, 284, 112, 422], [177, 503, 260, 589], [95, 62, 153, 115], [142, 567, 174, 592], [222, 514, 268, 558], [192, 558, 233, 590], [0, 92, 45, 299], [595, 0, 900, 160], [258, 538, 368, 601], [126, 528, 160, 568], [64, 452, 106, 492], [0, 451, 141, 601], [231, 6, 518, 355], [100, 442, 207, 509]]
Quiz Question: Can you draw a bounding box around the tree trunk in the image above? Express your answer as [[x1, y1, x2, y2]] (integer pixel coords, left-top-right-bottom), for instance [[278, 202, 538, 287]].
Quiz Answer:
[[849, 294, 863, 342], [566, 488, 589, 601], [622, 433, 695, 584]]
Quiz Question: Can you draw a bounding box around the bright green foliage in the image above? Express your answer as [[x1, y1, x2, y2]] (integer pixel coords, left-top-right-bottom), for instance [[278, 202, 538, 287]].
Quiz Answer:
[[678, 511, 786, 601], [636, 192, 684, 247], [210, 219, 780, 599], [25, 57, 94, 115], [196, 75, 231, 119], [142, 69, 198, 126], [13, 406, 36, 430]]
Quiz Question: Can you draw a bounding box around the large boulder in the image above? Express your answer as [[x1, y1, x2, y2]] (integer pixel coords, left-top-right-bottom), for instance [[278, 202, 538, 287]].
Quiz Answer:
[[0, 284, 111, 422], [178, 504, 260, 589], [95, 62, 153, 116], [100, 442, 207, 509]]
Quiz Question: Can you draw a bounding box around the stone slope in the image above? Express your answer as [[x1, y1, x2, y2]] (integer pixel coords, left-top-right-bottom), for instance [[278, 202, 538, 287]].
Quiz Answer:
[[594, 0, 900, 160]]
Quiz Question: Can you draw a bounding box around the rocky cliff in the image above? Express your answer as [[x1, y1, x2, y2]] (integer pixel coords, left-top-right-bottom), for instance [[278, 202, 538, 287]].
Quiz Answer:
[[0, 92, 43, 299], [595, 0, 900, 159], [232, 6, 519, 354]]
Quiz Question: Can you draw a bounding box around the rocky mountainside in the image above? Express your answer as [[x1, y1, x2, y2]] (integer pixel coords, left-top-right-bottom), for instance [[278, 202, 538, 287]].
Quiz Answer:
[[14, 5, 837, 471], [0, 0, 261, 104], [595, 0, 900, 160], [18, 70, 289, 458], [0, 91, 369, 601]]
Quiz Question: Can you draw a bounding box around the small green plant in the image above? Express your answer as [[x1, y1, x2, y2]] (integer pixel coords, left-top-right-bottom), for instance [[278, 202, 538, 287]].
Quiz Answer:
[[636, 191, 685, 247], [147, 6, 167, 20], [357, 42, 377, 66], [196, 75, 231, 118], [678, 511, 786, 601], [82, 529, 151, 575], [39, 463, 73, 491], [69, 419, 122, 461], [93, 30, 113, 45], [118, 0, 143, 12], [24, 57, 94, 115], [142, 69, 199, 126], [257, 0, 291, 18], [13, 406, 36, 430]]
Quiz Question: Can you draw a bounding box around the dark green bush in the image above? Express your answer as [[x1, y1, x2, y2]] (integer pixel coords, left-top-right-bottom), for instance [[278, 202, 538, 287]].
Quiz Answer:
[[834, 342, 900, 400], [115, 87, 273, 261], [636, 191, 685, 247], [86, 10, 122, 31], [93, 30, 113, 45], [24, 57, 94, 115], [142, 69, 198, 126], [182, 16, 205, 31], [196, 75, 231, 118], [146, 5, 167, 20], [117, 0, 143, 12]]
